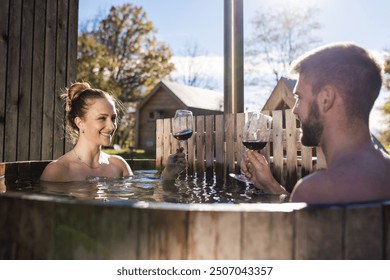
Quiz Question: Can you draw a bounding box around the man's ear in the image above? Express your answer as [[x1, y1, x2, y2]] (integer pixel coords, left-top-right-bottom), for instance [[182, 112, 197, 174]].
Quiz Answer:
[[318, 85, 336, 112]]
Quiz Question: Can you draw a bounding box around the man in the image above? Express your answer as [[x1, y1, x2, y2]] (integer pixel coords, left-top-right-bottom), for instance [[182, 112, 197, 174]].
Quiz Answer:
[[241, 42, 390, 204]]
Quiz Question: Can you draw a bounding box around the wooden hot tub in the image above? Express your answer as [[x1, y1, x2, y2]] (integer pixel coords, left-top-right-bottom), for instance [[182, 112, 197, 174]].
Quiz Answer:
[[0, 161, 389, 259]]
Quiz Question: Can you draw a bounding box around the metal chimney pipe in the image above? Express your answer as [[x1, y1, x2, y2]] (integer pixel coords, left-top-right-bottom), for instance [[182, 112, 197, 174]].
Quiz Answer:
[[224, 0, 244, 114]]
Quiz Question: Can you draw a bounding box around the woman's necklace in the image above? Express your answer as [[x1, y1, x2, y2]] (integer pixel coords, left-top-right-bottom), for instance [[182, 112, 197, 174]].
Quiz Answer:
[[73, 149, 101, 169]]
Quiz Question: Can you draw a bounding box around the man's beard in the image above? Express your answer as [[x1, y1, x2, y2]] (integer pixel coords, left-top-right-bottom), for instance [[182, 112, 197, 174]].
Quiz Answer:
[[300, 101, 324, 147]]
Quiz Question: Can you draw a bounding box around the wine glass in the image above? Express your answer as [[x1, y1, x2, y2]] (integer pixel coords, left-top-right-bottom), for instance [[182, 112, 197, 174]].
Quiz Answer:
[[230, 111, 272, 183], [172, 109, 194, 147]]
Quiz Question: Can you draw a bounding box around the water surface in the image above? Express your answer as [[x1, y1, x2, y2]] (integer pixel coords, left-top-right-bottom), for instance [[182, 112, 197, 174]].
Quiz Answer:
[[5, 170, 286, 204]]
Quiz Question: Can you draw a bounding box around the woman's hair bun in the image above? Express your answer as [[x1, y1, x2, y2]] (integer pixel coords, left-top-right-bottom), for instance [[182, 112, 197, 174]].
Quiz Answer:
[[68, 82, 91, 101]]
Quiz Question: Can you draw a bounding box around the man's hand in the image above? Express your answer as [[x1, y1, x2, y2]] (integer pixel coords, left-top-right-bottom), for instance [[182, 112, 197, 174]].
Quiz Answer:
[[240, 150, 288, 195]]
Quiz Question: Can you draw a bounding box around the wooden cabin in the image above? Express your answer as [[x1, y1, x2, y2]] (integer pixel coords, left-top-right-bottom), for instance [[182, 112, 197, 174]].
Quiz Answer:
[[135, 80, 223, 152], [262, 77, 297, 111]]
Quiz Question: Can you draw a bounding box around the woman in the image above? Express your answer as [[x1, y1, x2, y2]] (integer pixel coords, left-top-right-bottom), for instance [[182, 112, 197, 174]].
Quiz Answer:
[[41, 82, 185, 182], [40, 82, 132, 182]]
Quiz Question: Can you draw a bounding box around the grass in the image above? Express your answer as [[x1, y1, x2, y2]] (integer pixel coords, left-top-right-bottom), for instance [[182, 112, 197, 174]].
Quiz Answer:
[[103, 148, 155, 159]]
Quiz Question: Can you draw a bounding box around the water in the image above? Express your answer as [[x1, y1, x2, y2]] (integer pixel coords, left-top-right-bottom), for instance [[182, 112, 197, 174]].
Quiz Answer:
[[5, 170, 287, 204]]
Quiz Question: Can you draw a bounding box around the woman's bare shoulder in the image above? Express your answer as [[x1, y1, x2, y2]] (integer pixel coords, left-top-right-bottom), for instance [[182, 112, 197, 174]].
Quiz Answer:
[[106, 153, 133, 176], [40, 155, 72, 182]]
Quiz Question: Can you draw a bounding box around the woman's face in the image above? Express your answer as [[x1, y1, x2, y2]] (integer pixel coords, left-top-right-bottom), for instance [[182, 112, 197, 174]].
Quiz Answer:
[[79, 97, 118, 147]]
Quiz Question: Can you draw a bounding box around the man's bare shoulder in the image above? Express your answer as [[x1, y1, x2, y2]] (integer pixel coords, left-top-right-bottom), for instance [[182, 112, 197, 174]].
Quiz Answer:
[[290, 170, 335, 203], [290, 150, 390, 204]]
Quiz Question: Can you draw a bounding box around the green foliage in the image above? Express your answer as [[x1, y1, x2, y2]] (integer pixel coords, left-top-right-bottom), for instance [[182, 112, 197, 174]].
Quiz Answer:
[[380, 54, 390, 146], [77, 3, 175, 148]]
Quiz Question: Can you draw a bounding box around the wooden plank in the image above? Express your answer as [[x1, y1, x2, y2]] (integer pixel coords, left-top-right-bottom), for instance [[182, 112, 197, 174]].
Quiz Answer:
[[344, 205, 383, 259], [0, 0, 9, 162], [187, 211, 241, 259], [301, 145, 313, 178], [242, 212, 294, 259], [285, 109, 298, 192], [99, 207, 140, 259], [155, 119, 163, 169], [215, 114, 224, 179], [64, 0, 79, 153], [205, 115, 214, 177], [261, 110, 271, 163], [17, 0, 34, 160], [295, 207, 343, 259], [42, 0, 57, 160], [53, 0, 68, 159], [235, 113, 245, 172], [162, 118, 171, 169], [272, 110, 284, 185], [4, 0, 22, 162], [385, 204, 390, 259], [196, 115, 205, 176], [29, 0, 46, 160], [187, 117, 195, 175], [145, 209, 188, 259], [316, 147, 327, 170], [225, 114, 235, 174]]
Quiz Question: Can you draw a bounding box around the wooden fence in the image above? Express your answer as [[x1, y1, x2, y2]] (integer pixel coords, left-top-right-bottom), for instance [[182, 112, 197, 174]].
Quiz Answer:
[[156, 110, 327, 191], [0, 0, 78, 162]]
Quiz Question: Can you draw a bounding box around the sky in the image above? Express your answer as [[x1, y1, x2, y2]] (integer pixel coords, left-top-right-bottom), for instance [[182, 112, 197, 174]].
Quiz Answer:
[[78, 0, 390, 134]]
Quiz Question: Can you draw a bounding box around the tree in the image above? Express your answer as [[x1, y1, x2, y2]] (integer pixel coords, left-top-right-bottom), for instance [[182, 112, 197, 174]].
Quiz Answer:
[[77, 3, 175, 102], [77, 4, 175, 148], [245, 6, 322, 86], [380, 54, 390, 146], [172, 41, 218, 90]]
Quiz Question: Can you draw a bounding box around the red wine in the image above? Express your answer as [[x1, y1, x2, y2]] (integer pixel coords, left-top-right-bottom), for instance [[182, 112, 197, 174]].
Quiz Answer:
[[242, 140, 267, 151], [173, 129, 193, 141]]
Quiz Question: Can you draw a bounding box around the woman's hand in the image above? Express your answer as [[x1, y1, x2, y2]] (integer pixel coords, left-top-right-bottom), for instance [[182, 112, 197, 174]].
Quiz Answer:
[[161, 147, 187, 180]]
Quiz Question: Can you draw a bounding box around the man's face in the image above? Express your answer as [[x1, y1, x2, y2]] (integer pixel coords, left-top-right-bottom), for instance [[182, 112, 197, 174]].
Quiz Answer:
[[293, 75, 324, 147]]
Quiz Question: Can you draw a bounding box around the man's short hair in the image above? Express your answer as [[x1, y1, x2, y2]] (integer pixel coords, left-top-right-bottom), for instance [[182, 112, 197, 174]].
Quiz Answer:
[[291, 42, 383, 122]]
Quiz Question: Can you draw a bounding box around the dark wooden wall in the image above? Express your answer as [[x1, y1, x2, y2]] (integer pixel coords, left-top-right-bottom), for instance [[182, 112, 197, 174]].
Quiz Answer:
[[0, 0, 78, 162]]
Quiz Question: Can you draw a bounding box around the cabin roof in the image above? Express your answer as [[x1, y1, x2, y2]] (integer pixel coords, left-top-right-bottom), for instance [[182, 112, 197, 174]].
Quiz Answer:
[[138, 80, 224, 112], [262, 77, 297, 110]]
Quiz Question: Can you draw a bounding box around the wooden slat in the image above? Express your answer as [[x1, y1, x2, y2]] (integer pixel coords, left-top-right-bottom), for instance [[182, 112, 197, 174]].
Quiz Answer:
[[196, 116, 205, 176], [4, 0, 22, 162], [215, 115, 224, 178], [261, 110, 271, 163], [272, 110, 284, 185], [42, 0, 57, 160], [0, 0, 9, 162], [295, 207, 343, 259], [285, 109, 298, 191], [316, 147, 327, 170], [29, 0, 46, 160], [17, 0, 34, 160], [187, 211, 241, 259], [145, 209, 187, 259], [53, 0, 68, 159], [301, 145, 313, 178], [155, 119, 163, 169], [242, 212, 294, 259], [205, 115, 214, 177], [187, 117, 196, 175], [385, 204, 390, 259], [65, 0, 79, 153], [235, 113, 245, 172], [162, 118, 171, 169], [344, 206, 383, 259], [225, 114, 235, 174]]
